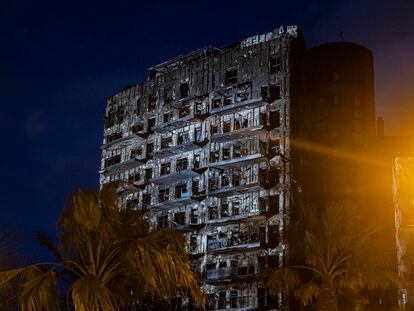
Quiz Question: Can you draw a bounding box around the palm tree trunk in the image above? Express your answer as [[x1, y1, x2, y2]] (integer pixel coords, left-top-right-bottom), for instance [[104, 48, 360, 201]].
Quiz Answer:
[[317, 278, 338, 311]]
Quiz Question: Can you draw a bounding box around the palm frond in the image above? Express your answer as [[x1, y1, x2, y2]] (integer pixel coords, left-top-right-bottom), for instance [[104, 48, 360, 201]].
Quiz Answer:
[[69, 189, 101, 230], [69, 273, 118, 311], [0, 267, 27, 287], [266, 266, 300, 294], [126, 228, 205, 306], [294, 281, 320, 306], [19, 267, 59, 311]]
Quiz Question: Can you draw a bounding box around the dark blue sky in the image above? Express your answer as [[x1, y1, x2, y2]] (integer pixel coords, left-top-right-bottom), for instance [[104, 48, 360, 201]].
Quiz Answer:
[[1, 0, 413, 260]]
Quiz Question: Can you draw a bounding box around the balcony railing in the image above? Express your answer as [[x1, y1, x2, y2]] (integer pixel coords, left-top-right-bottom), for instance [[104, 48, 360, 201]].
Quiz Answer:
[[153, 102, 210, 133], [101, 132, 146, 151], [153, 138, 209, 159], [149, 167, 201, 185], [211, 87, 265, 115], [210, 124, 267, 143], [149, 191, 200, 210], [211, 295, 257, 311], [100, 156, 144, 175], [208, 181, 263, 198], [208, 152, 264, 169], [206, 265, 256, 281], [170, 221, 205, 232], [207, 237, 261, 253]]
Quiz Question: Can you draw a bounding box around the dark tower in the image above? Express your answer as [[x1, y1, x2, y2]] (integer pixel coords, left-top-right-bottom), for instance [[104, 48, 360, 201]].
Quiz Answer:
[[299, 42, 376, 206]]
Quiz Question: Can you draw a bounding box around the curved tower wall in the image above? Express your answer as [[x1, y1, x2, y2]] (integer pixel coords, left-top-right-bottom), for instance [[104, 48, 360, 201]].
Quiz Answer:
[[300, 42, 376, 205]]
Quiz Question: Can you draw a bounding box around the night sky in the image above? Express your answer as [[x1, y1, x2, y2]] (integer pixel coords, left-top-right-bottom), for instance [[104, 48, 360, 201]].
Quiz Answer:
[[1, 0, 413, 260]]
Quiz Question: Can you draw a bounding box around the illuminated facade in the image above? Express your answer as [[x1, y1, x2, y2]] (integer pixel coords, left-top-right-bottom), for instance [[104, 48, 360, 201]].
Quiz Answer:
[[99, 26, 378, 310], [393, 157, 414, 308]]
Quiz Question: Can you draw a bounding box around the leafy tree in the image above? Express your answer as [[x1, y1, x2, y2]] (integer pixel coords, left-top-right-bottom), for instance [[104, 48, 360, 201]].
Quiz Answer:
[[0, 182, 204, 311], [266, 201, 404, 311]]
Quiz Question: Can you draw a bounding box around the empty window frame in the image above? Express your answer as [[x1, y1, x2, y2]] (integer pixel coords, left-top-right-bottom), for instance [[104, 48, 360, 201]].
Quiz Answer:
[[131, 123, 144, 133], [158, 187, 170, 203], [104, 154, 121, 168], [180, 82, 189, 98], [194, 125, 202, 141], [193, 153, 201, 169], [222, 146, 231, 160], [212, 98, 221, 109], [270, 56, 281, 74], [236, 82, 251, 103], [128, 171, 140, 183], [177, 131, 191, 145], [163, 111, 171, 123], [146, 142, 154, 157], [221, 199, 229, 217], [144, 167, 153, 180], [210, 148, 220, 163], [174, 211, 185, 225], [225, 69, 238, 85], [164, 88, 173, 104], [175, 183, 188, 198], [106, 131, 122, 144], [223, 120, 232, 133], [130, 147, 143, 159], [160, 162, 171, 176], [161, 136, 173, 150], [261, 84, 281, 102], [148, 95, 157, 111], [176, 158, 188, 171], [208, 204, 218, 220], [179, 104, 190, 118]]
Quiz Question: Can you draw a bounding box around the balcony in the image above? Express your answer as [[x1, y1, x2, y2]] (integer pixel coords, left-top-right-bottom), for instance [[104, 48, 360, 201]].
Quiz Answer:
[[101, 132, 146, 151], [154, 139, 209, 159], [211, 295, 257, 311], [150, 191, 200, 210], [211, 86, 265, 116], [210, 124, 267, 143], [117, 183, 141, 196], [206, 265, 256, 283], [209, 152, 265, 169], [100, 157, 144, 175], [207, 238, 261, 254], [149, 168, 201, 185], [153, 106, 210, 134], [206, 211, 266, 226], [208, 181, 264, 198], [171, 221, 205, 232]]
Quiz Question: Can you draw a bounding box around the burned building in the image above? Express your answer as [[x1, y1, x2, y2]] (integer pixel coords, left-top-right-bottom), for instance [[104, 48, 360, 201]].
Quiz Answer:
[[99, 25, 378, 310]]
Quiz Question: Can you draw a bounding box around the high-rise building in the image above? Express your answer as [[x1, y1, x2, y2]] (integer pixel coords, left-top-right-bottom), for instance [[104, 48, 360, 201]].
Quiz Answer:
[[99, 26, 378, 310]]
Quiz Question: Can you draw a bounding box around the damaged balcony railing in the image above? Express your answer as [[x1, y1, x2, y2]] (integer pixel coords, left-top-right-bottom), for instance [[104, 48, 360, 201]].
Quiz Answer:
[[101, 154, 145, 175], [209, 140, 278, 169], [148, 184, 203, 209], [101, 132, 132, 150], [211, 295, 257, 310], [208, 167, 279, 197], [154, 130, 208, 159], [150, 160, 203, 185], [211, 86, 264, 115], [153, 99, 210, 133], [210, 109, 280, 144], [206, 265, 256, 281], [207, 233, 261, 253]]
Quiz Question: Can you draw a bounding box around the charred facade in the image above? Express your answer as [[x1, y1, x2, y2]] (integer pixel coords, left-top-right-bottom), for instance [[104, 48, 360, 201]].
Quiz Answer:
[[100, 26, 379, 310]]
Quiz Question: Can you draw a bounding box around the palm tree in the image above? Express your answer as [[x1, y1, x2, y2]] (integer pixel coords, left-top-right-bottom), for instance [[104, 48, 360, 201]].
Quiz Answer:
[[0, 226, 22, 311], [0, 182, 204, 311], [266, 201, 404, 311]]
